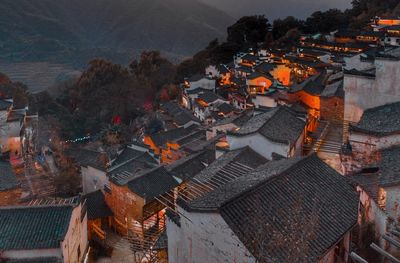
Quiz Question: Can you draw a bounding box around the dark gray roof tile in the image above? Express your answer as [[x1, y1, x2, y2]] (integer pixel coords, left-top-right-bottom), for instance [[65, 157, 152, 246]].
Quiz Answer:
[[0, 205, 73, 250], [82, 190, 113, 220], [352, 102, 400, 136], [220, 154, 358, 263], [127, 167, 178, 202], [0, 161, 19, 191]]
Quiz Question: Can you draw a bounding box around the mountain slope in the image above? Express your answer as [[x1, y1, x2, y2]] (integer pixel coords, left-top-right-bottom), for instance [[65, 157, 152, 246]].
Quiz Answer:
[[199, 0, 351, 19], [0, 0, 234, 65]]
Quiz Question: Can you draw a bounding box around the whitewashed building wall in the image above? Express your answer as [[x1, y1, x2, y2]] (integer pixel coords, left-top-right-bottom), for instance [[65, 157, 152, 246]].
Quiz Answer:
[[167, 207, 255, 263], [344, 58, 400, 122]]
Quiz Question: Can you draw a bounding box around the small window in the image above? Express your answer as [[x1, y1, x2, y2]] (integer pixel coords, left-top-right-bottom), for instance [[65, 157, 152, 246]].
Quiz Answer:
[[360, 167, 379, 174]]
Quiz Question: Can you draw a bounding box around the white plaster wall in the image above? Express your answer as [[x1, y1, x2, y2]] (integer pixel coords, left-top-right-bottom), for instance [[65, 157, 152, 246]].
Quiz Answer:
[[319, 54, 331, 64], [385, 186, 400, 222], [253, 95, 277, 108], [207, 123, 238, 140], [205, 65, 219, 78], [344, 59, 400, 122], [2, 249, 62, 260], [227, 133, 289, 159], [358, 186, 389, 249], [350, 133, 400, 153], [385, 37, 400, 46], [62, 204, 88, 263], [0, 115, 21, 153], [82, 166, 108, 194], [344, 54, 374, 71], [167, 207, 255, 263], [189, 79, 215, 91]]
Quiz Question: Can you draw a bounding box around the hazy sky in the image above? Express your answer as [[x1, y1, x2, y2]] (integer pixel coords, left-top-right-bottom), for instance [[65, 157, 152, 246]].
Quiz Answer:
[[199, 0, 352, 20]]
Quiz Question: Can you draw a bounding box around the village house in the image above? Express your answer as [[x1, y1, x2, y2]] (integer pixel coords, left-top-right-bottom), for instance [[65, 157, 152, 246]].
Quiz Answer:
[[205, 64, 231, 85], [288, 70, 345, 123], [255, 62, 292, 87], [374, 16, 400, 27], [192, 91, 227, 122], [227, 106, 306, 159], [206, 111, 252, 140], [105, 166, 178, 243], [0, 160, 21, 206], [234, 53, 259, 68], [235, 65, 253, 78], [65, 147, 109, 194], [228, 89, 248, 110], [298, 48, 332, 63], [300, 38, 366, 54], [144, 125, 208, 164], [0, 202, 88, 263], [82, 190, 113, 242], [334, 30, 358, 44], [167, 154, 358, 263], [349, 102, 400, 154], [384, 25, 400, 46], [183, 74, 215, 92], [0, 98, 25, 155], [356, 31, 384, 45], [246, 71, 273, 95], [350, 147, 400, 254], [160, 101, 201, 129], [343, 48, 400, 123], [166, 149, 215, 186]]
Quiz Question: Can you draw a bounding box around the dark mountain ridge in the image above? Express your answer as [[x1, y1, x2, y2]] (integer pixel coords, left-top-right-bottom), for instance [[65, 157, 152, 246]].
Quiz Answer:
[[0, 0, 234, 66]]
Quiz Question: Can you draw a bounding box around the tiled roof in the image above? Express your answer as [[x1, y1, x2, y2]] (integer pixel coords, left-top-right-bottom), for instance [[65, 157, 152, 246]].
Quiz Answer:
[[112, 147, 146, 166], [167, 150, 215, 182], [246, 71, 273, 81], [344, 68, 376, 78], [0, 161, 19, 191], [108, 153, 159, 185], [5, 257, 62, 263], [192, 147, 268, 185], [217, 103, 235, 114], [188, 74, 207, 82], [186, 157, 300, 211], [0, 205, 73, 250], [7, 109, 25, 123], [127, 167, 179, 202], [321, 79, 344, 97], [301, 71, 328, 96], [65, 147, 107, 171], [149, 125, 198, 147], [236, 66, 253, 73], [198, 91, 223, 104], [255, 62, 276, 73], [351, 147, 400, 202], [299, 48, 329, 57], [352, 102, 400, 136], [241, 53, 258, 62], [0, 99, 12, 111], [161, 101, 200, 126], [220, 154, 358, 263], [230, 107, 306, 145], [82, 190, 113, 220], [217, 64, 230, 74], [232, 108, 279, 135]]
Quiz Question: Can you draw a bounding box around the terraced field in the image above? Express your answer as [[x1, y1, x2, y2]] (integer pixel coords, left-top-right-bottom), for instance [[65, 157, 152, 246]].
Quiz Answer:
[[0, 62, 80, 92]]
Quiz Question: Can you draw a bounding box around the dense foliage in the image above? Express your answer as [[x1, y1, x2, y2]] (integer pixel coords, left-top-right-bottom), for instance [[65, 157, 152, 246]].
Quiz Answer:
[[28, 51, 175, 139]]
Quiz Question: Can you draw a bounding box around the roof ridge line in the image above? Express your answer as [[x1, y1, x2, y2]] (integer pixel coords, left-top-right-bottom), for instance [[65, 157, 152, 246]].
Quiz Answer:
[[219, 155, 310, 209]]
